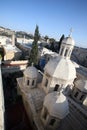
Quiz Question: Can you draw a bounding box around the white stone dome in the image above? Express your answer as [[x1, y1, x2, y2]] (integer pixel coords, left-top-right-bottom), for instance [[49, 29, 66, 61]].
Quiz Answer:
[[24, 66, 38, 78], [44, 92, 69, 119], [75, 79, 87, 93], [44, 57, 76, 81], [62, 36, 75, 46]]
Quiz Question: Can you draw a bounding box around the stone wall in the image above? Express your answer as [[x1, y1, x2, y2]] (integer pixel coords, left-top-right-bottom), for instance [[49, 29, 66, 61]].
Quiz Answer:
[[0, 60, 4, 130]]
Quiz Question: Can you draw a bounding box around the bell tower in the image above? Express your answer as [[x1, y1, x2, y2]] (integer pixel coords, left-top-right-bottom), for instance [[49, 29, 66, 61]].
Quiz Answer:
[[59, 28, 75, 59]]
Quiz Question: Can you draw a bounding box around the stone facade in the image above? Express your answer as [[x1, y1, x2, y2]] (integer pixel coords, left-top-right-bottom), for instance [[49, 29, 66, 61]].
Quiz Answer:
[[3, 45, 22, 61]]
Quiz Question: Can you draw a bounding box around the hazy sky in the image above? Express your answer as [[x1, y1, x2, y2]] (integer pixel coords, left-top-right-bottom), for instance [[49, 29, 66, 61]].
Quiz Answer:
[[0, 0, 87, 48]]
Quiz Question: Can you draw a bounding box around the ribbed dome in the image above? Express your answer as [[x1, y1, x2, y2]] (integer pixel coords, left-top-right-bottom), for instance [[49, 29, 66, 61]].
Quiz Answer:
[[62, 36, 75, 46], [44, 57, 76, 81], [75, 79, 87, 93], [44, 92, 69, 119], [24, 66, 38, 78]]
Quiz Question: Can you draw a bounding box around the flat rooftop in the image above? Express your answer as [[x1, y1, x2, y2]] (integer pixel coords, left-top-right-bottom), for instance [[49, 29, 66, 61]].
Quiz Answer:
[[3, 44, 21, 53]]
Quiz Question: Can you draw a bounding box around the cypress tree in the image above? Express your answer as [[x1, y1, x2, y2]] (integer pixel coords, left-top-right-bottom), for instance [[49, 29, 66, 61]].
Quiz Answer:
[[29, 25, 40, 66], [58, 34, 65, 51]]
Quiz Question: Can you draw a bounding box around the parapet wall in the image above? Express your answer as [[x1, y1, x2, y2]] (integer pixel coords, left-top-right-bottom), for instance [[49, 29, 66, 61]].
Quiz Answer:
[[2, 60, 28, 66], [0, 60, 4, 130]]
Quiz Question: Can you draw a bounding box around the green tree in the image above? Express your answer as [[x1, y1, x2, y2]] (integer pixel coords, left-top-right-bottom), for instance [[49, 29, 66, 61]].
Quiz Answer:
[[44, 35, 49, 41], [29, 25, 40, 66], [0, 54, 2, 60], [49, 38, 55, 43], [49, 38, 55, 51], [58, 34, 65, 51]]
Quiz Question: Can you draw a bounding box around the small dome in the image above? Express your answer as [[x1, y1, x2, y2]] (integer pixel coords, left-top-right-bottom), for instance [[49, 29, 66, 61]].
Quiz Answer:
[[75, 79, 87, 93], [44, 57, 76, 81], [62, 36, 75, 46], [24, 66, 38, 78], [44, 92, 69, 119]]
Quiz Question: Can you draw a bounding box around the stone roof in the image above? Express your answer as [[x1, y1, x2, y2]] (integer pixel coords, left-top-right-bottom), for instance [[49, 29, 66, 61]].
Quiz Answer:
[[24, 66, 38, 78], [44, 92, 69, 119], [62, 36, 75, 46], [44, 57, 76, 80], [26, 88, 45, 112]]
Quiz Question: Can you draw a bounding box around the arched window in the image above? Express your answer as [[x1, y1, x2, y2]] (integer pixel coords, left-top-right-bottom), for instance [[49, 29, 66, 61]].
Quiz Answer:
[[68, 50, 71, 57], [32, 120, 38, 130], [74, 91, 79, 98], [60, 47, 64, 56], [80, 95, 84, 101], [43, 107, 48, 120], [64, 49, 68, 56], [45, 79, 48, 87], [27, 80, 29, 85], [49, 119, 56, 126], [32, 80, 35, 86], [54, 84, 59, 91]]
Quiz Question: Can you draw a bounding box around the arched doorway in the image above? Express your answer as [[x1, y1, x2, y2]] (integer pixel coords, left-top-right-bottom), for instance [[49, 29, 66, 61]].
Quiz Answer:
[[54, 84, 59, 91]]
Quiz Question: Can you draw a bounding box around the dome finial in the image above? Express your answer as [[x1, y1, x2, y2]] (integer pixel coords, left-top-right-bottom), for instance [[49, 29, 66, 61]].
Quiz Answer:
[[69, 28, 73, 37]]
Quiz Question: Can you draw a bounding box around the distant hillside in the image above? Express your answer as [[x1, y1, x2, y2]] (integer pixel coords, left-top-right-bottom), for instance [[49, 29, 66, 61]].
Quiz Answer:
[[16, 31, 34, 39], [0, 26, 12, 37], [71, 46, 87, 67], [0, 26, 34, 39], [0, 26, 87, 68]]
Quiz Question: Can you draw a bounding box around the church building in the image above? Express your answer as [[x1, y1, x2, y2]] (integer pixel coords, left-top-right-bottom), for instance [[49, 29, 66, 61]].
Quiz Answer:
[[17, 33, 87, 130]]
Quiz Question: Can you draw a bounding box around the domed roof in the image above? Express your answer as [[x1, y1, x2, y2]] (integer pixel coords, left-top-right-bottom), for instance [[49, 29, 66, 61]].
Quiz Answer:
[[44, 92, 69, 119], [44, 57, 76, 81], [24, 66, 38, 78], [75, 79, 87, 93], [62, 36, 75, 46]]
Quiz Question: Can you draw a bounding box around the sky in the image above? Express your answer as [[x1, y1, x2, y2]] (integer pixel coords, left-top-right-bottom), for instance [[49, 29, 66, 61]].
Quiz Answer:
[[0, 0, 87, 48]]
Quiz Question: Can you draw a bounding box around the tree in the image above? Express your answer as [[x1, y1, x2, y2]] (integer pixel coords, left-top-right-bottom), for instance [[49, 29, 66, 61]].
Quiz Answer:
[[0, 54, 2, 60], [58, 34, 65, 51], [49, 38, 55, 51], [44, 35, 49, 41], [29, 25, 40, 66], [50, 42, 55, 51]]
